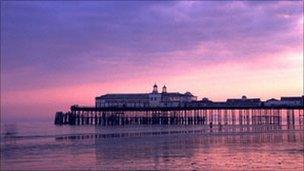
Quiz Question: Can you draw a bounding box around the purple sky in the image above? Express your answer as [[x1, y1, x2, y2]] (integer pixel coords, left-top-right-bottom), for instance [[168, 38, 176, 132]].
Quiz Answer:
[[1, 1, 303, 123]]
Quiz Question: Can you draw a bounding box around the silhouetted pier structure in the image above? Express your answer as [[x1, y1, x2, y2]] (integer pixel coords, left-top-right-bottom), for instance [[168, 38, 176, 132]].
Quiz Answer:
[[55, 106, 304, 126]]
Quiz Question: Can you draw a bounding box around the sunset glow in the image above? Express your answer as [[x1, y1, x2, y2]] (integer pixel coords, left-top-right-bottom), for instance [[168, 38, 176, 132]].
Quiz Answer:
[[1, 1, 303, 122]]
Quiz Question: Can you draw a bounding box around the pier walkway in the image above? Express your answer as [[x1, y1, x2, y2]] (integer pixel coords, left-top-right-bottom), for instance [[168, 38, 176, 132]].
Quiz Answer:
[[55, 106, 304, 126]]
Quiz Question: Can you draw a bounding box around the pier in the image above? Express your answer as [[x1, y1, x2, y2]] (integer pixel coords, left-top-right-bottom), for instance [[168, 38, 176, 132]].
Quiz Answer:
[[55, 106, 304, 126]]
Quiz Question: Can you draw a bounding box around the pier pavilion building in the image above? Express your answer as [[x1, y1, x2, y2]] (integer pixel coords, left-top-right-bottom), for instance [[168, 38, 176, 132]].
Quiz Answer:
[[264, 96, 304, 107], [95, 84, 197, 108], [225, 96, 262, 107]]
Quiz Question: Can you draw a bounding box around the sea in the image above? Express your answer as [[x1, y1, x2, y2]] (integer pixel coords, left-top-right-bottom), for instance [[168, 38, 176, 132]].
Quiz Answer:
[[1, 122, 303, 170]]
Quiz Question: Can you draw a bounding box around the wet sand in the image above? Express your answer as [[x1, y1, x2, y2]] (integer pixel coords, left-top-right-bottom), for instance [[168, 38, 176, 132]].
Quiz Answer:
[[1, 124, 303, 170]]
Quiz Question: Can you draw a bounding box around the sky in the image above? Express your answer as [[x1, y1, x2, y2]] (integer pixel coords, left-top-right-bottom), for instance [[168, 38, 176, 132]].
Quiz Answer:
[[1, 1, 303, 123]]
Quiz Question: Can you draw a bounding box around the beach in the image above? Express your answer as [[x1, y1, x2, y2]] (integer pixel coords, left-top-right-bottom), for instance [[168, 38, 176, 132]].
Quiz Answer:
[[1, 123, 303, 170]]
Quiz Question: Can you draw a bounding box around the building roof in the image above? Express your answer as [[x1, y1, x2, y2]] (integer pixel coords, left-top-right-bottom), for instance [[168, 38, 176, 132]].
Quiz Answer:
[[226, 98, 261, 103], [266, 98, 279, 102], [162, 92, 194, 97], [202, 97, 212, 102], [96, 92, 196, 100], [280, 96, 303, 101], [96, 93, 149, 100]]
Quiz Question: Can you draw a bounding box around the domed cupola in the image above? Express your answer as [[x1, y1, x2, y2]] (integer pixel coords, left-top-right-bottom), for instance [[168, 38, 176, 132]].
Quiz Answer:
[[152, 84, 158, 93], [162, 85, 167, 93]]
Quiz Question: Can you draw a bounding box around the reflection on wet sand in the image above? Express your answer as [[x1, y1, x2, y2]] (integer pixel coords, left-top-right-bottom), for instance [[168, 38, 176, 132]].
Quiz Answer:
[[2, 124, 303, 170], [53, 125, 302, 142], [91, 128, 303, 170]]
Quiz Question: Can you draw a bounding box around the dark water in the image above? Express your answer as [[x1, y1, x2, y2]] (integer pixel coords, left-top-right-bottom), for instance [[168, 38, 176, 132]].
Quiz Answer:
[[1, 123, 303, 170]]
